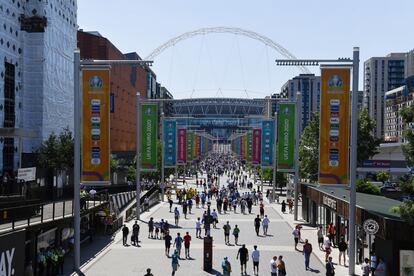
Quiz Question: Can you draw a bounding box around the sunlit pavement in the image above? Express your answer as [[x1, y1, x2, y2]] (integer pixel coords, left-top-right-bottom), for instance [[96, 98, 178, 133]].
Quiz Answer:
[[81, 174, 326, 275]]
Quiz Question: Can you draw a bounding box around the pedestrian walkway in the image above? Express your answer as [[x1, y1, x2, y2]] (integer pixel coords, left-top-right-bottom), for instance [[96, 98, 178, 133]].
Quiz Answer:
[[81, 174, 326, 275]]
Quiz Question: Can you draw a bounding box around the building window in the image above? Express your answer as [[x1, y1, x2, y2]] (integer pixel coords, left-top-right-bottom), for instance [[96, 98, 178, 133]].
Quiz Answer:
[[4, 62, 15, 128]]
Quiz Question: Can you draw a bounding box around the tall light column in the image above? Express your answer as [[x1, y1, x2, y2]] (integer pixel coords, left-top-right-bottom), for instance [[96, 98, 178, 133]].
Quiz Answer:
[[73, 50, 81, 272], [272, 111, 278, 203], [136, 93, 142, 219], [348, 47, 360, 276], [294, 92, 301, 221]]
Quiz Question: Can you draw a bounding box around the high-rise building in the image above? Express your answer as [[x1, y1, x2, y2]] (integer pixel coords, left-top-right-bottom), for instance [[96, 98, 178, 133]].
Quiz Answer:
[[363, 53, 406, 138], [0, 0, 77, 174], [280, 74, 321, 130], [406, 49, 414, 78], [384, 85, 413, 143]]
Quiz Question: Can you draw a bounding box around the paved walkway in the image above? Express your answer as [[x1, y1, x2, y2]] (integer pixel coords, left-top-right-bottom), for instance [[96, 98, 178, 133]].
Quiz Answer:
[[81, 174, 327, 275]]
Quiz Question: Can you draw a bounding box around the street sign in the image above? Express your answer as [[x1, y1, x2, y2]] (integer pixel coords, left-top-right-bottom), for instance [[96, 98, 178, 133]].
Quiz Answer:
[[17, 167, 36, 182], [363, 219, 379, 235]]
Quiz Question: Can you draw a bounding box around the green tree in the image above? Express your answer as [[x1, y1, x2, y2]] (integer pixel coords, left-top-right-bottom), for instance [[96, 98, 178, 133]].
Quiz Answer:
[[299, 113, 319, 182], [356, 179, 381, 195], [110, 154, 120, 172], [36, 127, 74, 171], [357, 108, 381, 163], [392, 104, 414, 224], [376, 171, 390, 183]]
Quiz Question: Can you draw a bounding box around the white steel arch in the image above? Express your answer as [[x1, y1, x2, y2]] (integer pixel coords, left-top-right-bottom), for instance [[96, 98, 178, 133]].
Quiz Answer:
[[146, 26, 311, 73]]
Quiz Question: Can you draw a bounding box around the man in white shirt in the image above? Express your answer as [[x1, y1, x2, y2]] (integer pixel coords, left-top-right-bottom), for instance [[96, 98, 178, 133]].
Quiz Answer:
[[211, 209, 218, 229], [270, 256, 277, 276], [292, 227, 300, 251], [195, 217, 202, 238], [262, 215, 270, 236], [251, 245, 260, 276]]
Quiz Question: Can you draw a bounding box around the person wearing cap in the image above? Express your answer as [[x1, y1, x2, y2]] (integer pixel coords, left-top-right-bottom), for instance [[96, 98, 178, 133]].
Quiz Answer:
[[222, 256, 232, 276]]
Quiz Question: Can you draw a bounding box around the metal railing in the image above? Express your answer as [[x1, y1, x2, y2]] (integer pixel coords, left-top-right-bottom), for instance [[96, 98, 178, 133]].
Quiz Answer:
[[125, 186, 160, 222]]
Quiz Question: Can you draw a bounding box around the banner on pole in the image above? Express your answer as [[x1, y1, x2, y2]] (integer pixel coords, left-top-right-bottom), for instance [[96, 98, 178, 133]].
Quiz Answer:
[[177, 128, 187, 164], [261, 120, 274, 168], [319, 67, 351, 184], [186, 131, 193, 163], [252, 128, 262, 165], [247, 132, 252, 162], [277, 103, 296, 172], [81, 68, 110, 184], [141, 103, 158, 171], [164, 119, 177, 168]]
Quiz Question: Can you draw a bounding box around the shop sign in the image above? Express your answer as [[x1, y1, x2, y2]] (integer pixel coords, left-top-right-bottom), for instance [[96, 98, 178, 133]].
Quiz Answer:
[[0, 230, 25, 276], [363, 219, 379, 235], [322, 195, 337, 211]]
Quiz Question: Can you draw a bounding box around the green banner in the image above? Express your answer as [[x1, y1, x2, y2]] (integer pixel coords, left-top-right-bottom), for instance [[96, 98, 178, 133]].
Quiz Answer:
[[187, 132, 193, 162], [141, 103, 158, 171], [277, 103, 295, 172]]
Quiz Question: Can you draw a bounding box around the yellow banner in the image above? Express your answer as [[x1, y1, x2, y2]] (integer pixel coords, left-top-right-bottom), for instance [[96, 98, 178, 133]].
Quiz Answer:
[[319, 67, 350, 185], [81, 68, 110, 183]]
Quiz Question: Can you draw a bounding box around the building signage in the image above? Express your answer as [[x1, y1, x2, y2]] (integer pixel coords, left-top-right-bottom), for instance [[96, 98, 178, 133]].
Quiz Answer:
[[164, 119, 177, 168], [17, 167, 36, 182], [322, 195, 337, 211], [277, 103, 296, 172], [141, 103, 158, 171], [363, 219, 379, 235], [361, 160, 391, 168], [0, 230, 25, 276], [252, 128, 262, 165], [177, 128, 186, 164], [186, 132, 193, 163], [81, 68, 111, 184], [261, 120, 275, 168], [319, 67, 351, 185]]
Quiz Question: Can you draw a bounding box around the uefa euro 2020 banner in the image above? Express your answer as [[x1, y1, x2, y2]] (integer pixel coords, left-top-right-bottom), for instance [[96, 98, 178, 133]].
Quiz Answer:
[[252, 128, 262, 165], [141, 103, 158, 171], [164, 119, 177, 168], [187, 131, 193, 162], [177, 128, 187, 164], [81, 68, 110, 184], [261, 120, 274, 168], [319, 67, 350, 185], [277, 103, 296, 172]]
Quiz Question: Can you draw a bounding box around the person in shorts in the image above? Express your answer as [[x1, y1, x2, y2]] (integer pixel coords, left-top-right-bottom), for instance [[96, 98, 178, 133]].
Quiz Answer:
[[292, 226, 300, 250], [251, 245, 260, 275], [237, 244, 249, 274]]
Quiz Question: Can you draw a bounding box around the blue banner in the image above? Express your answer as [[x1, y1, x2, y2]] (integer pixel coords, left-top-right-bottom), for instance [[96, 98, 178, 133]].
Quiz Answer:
[[261, 120, 274, 167], [164, 119, 177, 168]]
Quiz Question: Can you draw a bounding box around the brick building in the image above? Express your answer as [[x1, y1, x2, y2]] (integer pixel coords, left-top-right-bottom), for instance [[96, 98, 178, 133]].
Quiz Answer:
[[77, 31, 149, 156]]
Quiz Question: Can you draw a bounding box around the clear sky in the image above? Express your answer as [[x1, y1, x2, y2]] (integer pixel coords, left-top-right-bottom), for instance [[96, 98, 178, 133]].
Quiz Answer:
[[78, 0, 414, 99]]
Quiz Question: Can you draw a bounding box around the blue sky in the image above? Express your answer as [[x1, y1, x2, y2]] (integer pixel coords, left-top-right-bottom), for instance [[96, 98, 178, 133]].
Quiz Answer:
[[78, 0, 414, 99]]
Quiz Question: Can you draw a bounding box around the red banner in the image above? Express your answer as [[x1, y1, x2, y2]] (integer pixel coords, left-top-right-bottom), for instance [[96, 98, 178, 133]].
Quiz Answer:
[[177, 128, 186, 164], [252, 128, 262, 165]]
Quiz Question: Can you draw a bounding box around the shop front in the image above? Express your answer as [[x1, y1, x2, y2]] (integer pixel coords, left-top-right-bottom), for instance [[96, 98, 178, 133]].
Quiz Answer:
[[301, 184, 414, 276]]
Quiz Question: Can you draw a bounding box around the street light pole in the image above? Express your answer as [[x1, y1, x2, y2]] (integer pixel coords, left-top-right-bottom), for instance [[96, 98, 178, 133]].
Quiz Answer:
[[160, 111, 165, 201], [272, 111, 278, 203], [136, 93, 142, 220], [73, 50, 81, 273], [294, 92, 301, 221], [348, 47, 360, 276]]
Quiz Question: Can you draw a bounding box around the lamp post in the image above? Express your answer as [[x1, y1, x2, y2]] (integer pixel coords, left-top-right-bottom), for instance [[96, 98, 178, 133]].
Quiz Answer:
[[276, 49, 360, 275], [136, 93, 141, 219], [272, 111, 278, 203]]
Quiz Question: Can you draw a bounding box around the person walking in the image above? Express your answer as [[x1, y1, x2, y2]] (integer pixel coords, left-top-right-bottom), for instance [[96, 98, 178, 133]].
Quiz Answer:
[[270, 256, 278, 276], [173, 233, 183, 258], [254, 215, 261, 236], [277, 255, 286, 276], [168, 197, 174, 212], [303, 239, 313, 271], [262, 215, 270, 236], [223, 221, 231, 245], [375, 257, 386, 276], [236, 244, 249, 275], [233, 224, 240, 245], [370, 251, 378, 275], [251, 245, 260, 276], [174, 207, 180, 226], [122, 224, 129, 246], [324, 236, 332, 262], [292, 226, 300, 251], [196, 217, 202, 238], [212, 209, 218, 228], [183, 232, 192, 259], [222, 256, 232, 276], [281, 200, 286, 213], [326, 256, 335, 276], [361, 258, 371, 276], [171, 250, 180, 276], [164, 232, 172, 256], [148, 217, 154, 239], [144, 268, 154, 276], [317, 226, 324, 250], [132, 221, 140, 246], [259, 201, 265, 218], [182, 201, 188, 219], [338, 237, 348, 266]]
